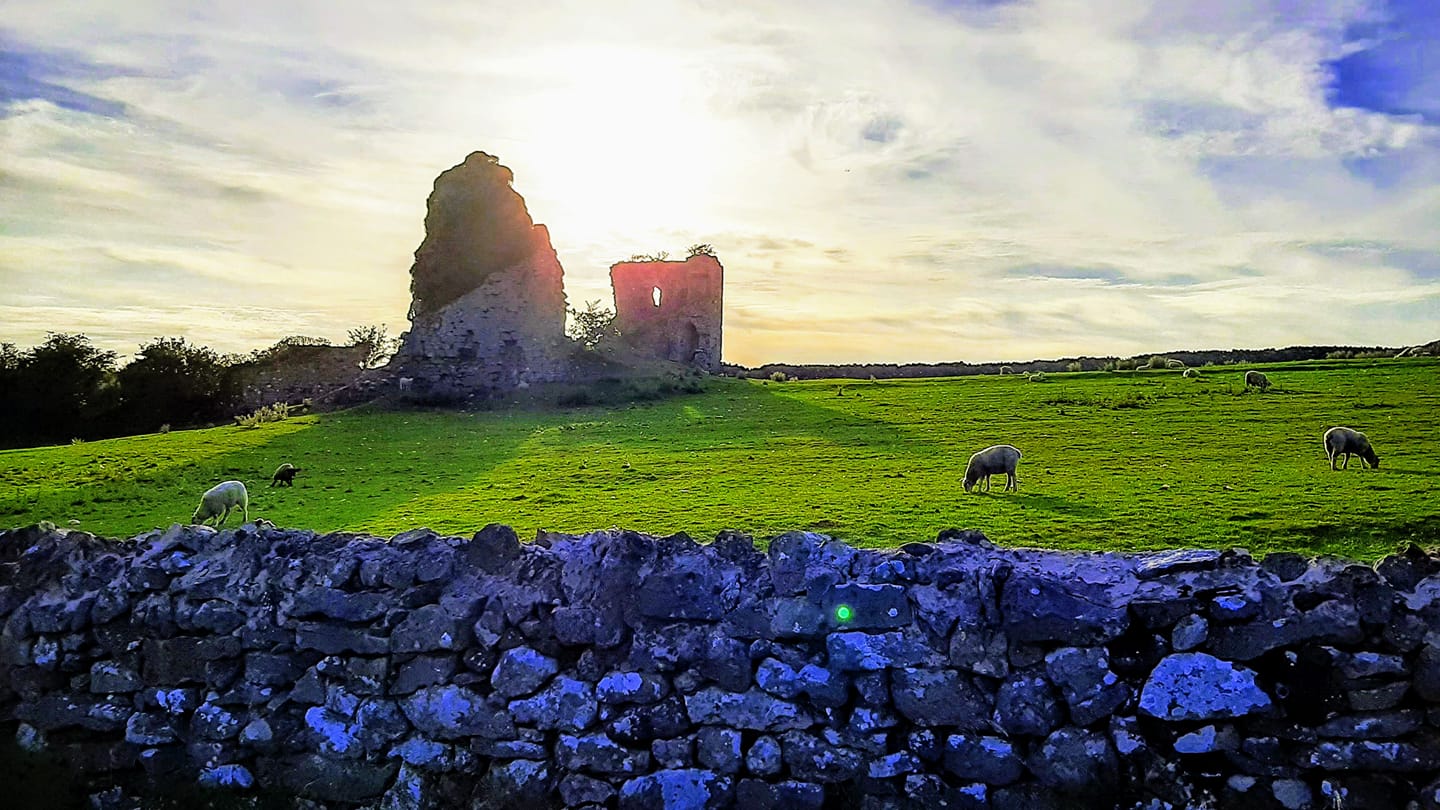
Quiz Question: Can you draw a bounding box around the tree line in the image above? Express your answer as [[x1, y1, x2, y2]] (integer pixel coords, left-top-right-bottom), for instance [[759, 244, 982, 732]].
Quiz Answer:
[[0, 327, 397, 449]]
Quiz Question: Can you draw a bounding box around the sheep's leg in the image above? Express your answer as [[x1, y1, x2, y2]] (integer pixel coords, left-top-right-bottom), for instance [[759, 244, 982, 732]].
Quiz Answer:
[[1342, 454, 1350, 470], [243, 503, 249, 523], [1007, 473, 1017, 492], [1329, 452, 1337, 471]]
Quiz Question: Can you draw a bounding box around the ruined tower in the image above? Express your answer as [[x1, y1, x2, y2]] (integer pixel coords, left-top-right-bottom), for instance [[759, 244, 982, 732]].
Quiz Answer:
[[392, 152, 569, 396], [609, 255, 724, 372]]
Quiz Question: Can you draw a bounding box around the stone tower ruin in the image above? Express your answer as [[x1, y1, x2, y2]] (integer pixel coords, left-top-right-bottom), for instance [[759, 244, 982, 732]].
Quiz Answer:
[[609, 255, 724, 373], [391, 152, 569, 397]]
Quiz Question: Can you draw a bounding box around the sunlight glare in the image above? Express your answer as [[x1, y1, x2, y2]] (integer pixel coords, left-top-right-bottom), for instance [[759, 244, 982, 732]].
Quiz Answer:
[[514, 48, 726, 242]]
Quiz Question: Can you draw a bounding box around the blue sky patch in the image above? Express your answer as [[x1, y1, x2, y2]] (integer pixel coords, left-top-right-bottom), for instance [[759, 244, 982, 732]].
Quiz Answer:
[[1329, 0, 1440, 123], [0, 36, 127, 117]]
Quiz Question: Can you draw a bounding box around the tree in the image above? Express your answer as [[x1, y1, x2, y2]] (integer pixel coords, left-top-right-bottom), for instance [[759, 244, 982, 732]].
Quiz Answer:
[[566, 300, 622, 351], [686, 243, 716, 258], [116, 337, 234, 433], [12, 333, 118, 442], [348, 324, 401, 369], [626, 251, 670, 262]]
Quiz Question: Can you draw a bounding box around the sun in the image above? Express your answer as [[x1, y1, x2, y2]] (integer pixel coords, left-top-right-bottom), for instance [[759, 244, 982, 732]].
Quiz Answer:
[[510, 47, 728, 241]]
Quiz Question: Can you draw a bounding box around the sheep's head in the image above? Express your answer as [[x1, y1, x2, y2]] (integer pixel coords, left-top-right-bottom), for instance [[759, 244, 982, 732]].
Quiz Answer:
[[962, 477, 975, 493], [1364, 449, 1380, 468]]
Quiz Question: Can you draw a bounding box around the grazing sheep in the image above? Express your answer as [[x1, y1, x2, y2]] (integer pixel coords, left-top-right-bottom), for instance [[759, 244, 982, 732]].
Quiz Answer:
[[963, 445, 1023, 493], [398, 376, 415, 393], [1182, 368, 1200, 379], [1244, 370, 1271, 390], [1000, 366, 1012, 375], [1324, 426, 1380, 470], [1166, 359, 1186, 369], [192, 480, 249, 526], [271, 463, 302, 487]]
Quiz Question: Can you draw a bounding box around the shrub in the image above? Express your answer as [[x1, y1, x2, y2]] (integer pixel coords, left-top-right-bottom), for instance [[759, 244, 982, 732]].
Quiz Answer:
[[769, 371, 789, 383], [1066, 361, 1083, 373], [686, 243, 717, 258], [347, 324, 401, 369], [234, 402, 290, 428], [1147, 355, 1168, 369], [566, 301, 622, 351], [1115, 358, 1136, 371]]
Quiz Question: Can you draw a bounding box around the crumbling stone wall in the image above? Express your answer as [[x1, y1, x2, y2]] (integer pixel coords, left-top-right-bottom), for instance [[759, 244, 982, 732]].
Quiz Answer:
[[392, 153, 570, 398], [610, 256, 723, 373], [3, 522, 1438, 809], [230, 344, 370, 412]]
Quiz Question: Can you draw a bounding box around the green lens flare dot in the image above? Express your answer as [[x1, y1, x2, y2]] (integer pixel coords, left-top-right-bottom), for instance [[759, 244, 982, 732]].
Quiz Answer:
[[834, 604, 853, 623]]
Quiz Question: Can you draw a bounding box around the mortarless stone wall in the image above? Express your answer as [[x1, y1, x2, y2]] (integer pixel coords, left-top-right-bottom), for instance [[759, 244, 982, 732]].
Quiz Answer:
[[2, 523, 1438, 809]]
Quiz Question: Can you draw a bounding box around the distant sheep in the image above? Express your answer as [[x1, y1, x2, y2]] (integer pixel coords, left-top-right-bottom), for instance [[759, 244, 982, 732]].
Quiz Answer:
[[1244, 370, 1271, 390], [271, 463, 301, 487], [1182, 368, 1200, 379], [1166, 359, 1186, 369], [1324, 426, 1379, 470], [963, 445, 1022, 493], [1000, 366, 1012, 375], [192, 480, 249, 526], [398, 377, 415, 393]]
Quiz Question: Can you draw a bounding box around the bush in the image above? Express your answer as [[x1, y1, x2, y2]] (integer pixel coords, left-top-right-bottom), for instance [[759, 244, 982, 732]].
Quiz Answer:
[[1147, 355, 1168, 369], [686, 243, 717, 258], [1115, 358, 1136, 371], [769, 371, 789, 382], [347, 325, 400, 369], [1065, 361, 1082, 373], [566, 301, 622, 351], [234, 402, 290, 428]]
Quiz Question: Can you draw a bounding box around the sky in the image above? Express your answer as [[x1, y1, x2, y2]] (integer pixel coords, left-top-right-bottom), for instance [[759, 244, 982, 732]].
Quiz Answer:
[[1, 0, 1438, 366]]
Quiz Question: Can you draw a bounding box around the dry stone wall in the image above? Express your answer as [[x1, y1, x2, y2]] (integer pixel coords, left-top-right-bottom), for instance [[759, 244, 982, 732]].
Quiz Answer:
[[2, 523, 1439, 809]]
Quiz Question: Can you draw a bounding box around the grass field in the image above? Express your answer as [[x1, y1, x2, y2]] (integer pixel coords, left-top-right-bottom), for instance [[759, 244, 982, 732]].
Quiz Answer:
[[1, 358, 1437, 559]]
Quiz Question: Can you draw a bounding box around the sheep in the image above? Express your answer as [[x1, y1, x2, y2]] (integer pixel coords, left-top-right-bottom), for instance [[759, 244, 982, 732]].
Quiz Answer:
[[1324, 426, 1380, 470], [963, 445, 1023, 493], [192, 480, 249, 526], [999, 366, 1012, 375], [1182, 368, 1200, 379], [1166, 359, 1186, 369], [398, 376, 415, 393], [1244, 370, 1271, 390], [271, 463, 302, 487]]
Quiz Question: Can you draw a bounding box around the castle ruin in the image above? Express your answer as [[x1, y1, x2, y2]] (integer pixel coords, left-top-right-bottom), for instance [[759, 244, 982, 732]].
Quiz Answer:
[[390, 152, 724, 396], [610, 255, 724, 374]]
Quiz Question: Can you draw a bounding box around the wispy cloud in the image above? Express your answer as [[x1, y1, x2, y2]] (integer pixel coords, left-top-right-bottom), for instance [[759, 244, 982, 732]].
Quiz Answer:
[[1, 0, 1437, 364]]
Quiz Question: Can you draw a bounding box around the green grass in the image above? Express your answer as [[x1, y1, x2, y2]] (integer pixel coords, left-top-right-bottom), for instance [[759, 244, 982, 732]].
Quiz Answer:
[[2, 358, 1437, 559]]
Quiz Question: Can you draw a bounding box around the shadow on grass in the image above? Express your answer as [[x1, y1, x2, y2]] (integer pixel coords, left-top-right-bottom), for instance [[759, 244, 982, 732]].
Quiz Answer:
[[1010, 492, 1107, 519]]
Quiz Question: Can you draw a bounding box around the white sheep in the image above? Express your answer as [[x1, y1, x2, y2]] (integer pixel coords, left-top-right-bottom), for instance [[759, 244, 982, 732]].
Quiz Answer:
[[1244, 370, 1271, 390], [963, 445, 1023, 493], [1182, 368, 1200, 379], [999, 366, 1012, 375], [1324, 427, 1379, 470], [192, 480, 249, 526], [1166, 359, 1186, 369], [398, 376, 415, 393]]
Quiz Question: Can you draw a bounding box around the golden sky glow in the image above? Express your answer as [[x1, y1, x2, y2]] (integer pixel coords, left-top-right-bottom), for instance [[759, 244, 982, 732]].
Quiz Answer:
[[1, 0, 1437, 365]]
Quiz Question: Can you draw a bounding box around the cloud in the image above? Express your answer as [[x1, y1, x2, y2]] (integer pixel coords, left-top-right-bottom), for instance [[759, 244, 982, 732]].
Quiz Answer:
[[0, 0, 1437, 365]]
